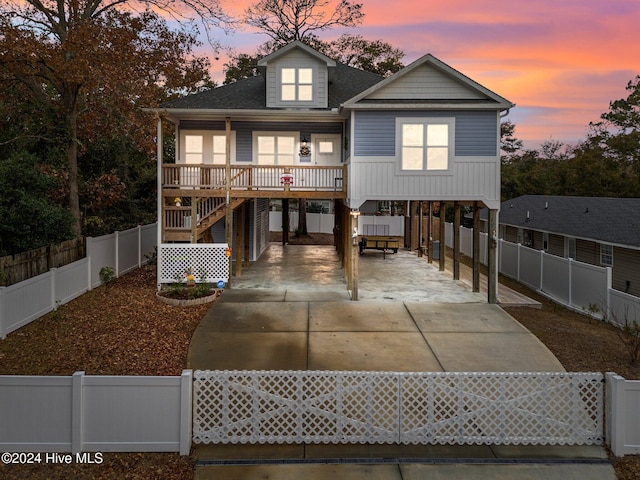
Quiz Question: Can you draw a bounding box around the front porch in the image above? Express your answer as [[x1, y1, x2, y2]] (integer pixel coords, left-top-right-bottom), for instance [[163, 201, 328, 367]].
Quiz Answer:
[[160, 164, 346, 242]]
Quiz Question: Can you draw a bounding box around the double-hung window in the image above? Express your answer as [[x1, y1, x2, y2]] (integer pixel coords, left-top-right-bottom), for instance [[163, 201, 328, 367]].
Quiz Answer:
[[255, 133, 296, 165], [600, 244, 613, 266], [281, 67, 313, 101], [397, 118, 453, 172]]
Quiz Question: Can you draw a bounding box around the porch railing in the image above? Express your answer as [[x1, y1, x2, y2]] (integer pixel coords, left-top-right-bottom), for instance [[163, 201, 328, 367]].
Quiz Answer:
[[162, 164, 346, 192]]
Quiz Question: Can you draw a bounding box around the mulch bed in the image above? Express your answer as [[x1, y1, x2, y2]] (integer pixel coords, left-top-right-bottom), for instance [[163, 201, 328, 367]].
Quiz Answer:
[[1, 255, 639, 479]]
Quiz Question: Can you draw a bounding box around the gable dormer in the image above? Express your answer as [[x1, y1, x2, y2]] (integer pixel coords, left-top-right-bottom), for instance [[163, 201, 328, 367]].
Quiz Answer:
[[258, 41, 336, 109]]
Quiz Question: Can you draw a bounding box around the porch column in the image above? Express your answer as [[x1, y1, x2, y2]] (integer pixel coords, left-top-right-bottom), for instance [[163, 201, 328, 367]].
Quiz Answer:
[[427, 202, 433, 264], [282, 199, 289, 246], [243, 201, 250, 268], [350, 209, 360, 301], [417, 201, 423, 257], [472, 202, 480, 292], [487, 208, 499, 304], [156, 117, 163, 290], [453, 201, 460, 280], [225, 117, 232, 288], [439, 203, 446, 272], [235, 203, 243, 277]]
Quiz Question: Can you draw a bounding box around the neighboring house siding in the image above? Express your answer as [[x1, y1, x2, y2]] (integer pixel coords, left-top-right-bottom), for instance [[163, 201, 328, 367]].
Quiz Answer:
[[548, 234, 565, 257], [179, 121, 342, 163], [613, 247, 640, 297], [532, 231, 544, 250], [353, 110, 497, 157], [576, 239, 599, 266], [367, 64, 486, 100], [504, 226, 518, 243]]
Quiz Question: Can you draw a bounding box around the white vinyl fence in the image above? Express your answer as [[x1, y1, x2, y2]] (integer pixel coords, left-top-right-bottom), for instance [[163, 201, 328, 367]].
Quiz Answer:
[[2, 370, 638, 457], [0, 224, 157, 339], [606, 373, 640, 456], [445, 224, 640, 325], [192, 370, 603, 447], [0, 371, 192, 455]]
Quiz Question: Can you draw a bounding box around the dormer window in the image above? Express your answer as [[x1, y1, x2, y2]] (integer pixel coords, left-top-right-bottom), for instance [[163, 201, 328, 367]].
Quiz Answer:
[[281, 67, 313, 101]]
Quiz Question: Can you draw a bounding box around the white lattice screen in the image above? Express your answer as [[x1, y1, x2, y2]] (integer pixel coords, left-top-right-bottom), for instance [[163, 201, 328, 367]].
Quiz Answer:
[[159, 244, 229, 283], [193, 370, 603, 446]]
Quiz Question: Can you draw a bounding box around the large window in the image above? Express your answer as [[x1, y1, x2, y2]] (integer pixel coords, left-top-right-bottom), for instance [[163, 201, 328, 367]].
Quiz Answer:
[[184, 135, 203, 164], [397, 118, 453, 171], [255, 133, 296, 165], [281, 67, 313, 101]]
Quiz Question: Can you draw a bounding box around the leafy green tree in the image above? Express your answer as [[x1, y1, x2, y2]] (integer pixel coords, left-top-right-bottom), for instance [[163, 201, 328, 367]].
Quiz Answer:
[[0, 152, 74, 255]]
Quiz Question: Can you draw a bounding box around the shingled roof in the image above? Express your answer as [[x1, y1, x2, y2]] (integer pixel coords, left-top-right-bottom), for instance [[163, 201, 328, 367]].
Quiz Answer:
[[488, 195, 640, 249], [161, 62, 384, 111]]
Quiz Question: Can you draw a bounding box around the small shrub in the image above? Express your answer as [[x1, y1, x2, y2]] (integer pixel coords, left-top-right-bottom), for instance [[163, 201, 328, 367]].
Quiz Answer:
[[99, 266, 116, 285], [144, 247, 157, 266], [619, 320, 640, 366]]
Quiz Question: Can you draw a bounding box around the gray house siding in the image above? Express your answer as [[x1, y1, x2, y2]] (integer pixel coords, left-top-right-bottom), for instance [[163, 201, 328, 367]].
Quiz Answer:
[[548, 234, 565, 257], [265, 51, 328, 108], [353, 110, 497, 157], [179, 120, 343, 163], [576, 239, 599, 266]]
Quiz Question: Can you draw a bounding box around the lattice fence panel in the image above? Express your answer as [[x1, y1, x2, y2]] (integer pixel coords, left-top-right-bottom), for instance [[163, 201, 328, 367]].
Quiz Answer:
[[159, 244, 229, 284], [193, 371, 603, 446]]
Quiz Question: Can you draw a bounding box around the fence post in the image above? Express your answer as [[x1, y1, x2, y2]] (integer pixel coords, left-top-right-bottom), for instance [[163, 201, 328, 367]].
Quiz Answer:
[[606, 267, 612, 320], [86, 237, 93, 291], [0, 286, 5, 339], [51, 267, 57, 311], [137, 225, 142, 269], [180, 369, 193, 455], [605, 372, 626, 456], [568, 258, 573, 307], [540, 250, 545, 291], [516, 243, 521, 282], [72, 371, 85, 454], [115, 231, 120, 278]]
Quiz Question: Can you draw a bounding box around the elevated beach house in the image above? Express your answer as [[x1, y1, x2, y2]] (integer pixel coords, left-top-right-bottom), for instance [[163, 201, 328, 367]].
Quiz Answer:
[[151, 41, 513, 301]]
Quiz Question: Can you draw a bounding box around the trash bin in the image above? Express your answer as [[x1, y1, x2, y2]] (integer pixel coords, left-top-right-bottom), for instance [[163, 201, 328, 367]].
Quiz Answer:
[[432, 240, 440, 260]]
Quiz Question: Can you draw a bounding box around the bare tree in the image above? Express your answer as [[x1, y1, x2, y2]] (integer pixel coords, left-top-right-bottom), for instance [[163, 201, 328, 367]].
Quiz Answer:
[[244, 0, 364, 45]]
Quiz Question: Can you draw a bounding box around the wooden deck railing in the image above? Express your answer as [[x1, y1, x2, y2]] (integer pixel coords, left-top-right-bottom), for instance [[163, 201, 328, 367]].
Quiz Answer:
[[162, 164, 345, 192]]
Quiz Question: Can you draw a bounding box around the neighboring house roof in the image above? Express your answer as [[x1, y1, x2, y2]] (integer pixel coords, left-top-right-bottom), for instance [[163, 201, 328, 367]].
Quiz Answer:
[[485, 195, 640, 249], [161, 62, 383, 111]]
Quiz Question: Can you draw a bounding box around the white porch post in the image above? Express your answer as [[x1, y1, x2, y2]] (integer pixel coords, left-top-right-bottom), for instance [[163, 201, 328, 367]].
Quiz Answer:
[[156, 117, 163, 290]]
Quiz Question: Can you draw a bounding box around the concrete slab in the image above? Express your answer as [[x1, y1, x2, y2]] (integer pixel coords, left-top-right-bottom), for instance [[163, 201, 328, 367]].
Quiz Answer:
[[194, 443, 304, 460], [308, 332, 443, 372], [285, 290, 352, 302], [195, 302, 309, 332], [490, 445, 609, 460], [195, 464, 402, 480], [425, 332, 566, 372], [188, 332, 308, 370], [406, 303, 530, 333], [305, 443, 495, 459], [400, 463, 616, 480], [218, 289, 286, 303], [309, 302, 417, 332]]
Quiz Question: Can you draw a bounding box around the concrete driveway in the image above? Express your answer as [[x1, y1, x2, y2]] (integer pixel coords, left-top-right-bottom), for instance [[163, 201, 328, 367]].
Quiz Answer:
[[188, 243, 614, 480]]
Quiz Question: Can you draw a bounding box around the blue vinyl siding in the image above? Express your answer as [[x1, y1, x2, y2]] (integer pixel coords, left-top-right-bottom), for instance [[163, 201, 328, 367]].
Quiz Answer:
[[353, 111, 497, 157], [180, 120, 342, 162]]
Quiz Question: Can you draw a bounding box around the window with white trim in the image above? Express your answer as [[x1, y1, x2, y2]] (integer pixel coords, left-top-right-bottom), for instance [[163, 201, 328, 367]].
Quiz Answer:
[[184, 135, 203, 164], [255, 133, 296, 165], [281, 67, 313, 101], [397, 118, 453, 171], [600, 244, 613, 266], [212, 134, 226, 165]]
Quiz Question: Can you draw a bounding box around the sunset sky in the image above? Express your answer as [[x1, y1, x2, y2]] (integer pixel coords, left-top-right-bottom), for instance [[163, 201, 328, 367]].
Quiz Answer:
[[206, 0, 639, 150]]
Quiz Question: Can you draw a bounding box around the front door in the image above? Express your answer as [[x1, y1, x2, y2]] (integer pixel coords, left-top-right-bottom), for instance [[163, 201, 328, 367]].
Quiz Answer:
[[311, 134, 341, 166]]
